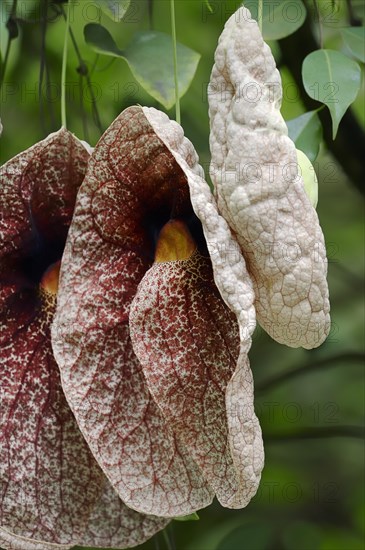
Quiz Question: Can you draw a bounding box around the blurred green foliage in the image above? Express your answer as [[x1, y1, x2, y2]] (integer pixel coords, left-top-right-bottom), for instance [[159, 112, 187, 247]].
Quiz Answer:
[[0, 1, 364, 549]]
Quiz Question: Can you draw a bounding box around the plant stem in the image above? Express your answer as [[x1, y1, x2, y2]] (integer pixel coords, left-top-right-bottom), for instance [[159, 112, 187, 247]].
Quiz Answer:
[[60, 5, 103, 133], [170, 0, 180, 124], [39, 0, 55, 134], [61, 0, 70, 128], [148, 0, 154, 30], [346, 0, 362, 25], [313, 0, 324, 48], [258, 0, 263, 34], [0, 0, 18, 92], [162, 528, 173, 550]]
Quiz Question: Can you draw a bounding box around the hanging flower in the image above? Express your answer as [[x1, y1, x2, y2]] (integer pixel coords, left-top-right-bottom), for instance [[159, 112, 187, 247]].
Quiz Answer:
[[51, 5, 330, 521], [1, 5, 330, 548], [51, 106, 264, 518], [0, 128, 168, 549]]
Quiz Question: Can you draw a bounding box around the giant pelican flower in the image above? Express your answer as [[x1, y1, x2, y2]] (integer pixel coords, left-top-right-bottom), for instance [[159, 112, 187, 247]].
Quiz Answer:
[[51, 106, 263, 517], [1, 6, 331, 546], [0, 128, 168, 549], [52, 4, 329, 522]]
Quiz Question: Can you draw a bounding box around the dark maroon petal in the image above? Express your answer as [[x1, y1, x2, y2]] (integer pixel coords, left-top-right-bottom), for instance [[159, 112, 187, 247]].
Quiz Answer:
[[0, 128, 88, 265], [0, 131, 167, 547], [52, 108, 214, 517], [0, 291, 105, 544]]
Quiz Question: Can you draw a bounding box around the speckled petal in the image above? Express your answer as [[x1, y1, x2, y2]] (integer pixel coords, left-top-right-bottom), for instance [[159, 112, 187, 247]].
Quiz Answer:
[[142, 107, 257, 348], [0, 129, 98, 546], [0, 131, 167, 548], [0, 289, 105, 546], [80, 480, 169, 548], [208, 6, 330, 349], [52, 107, 214, 518], [139, 108, 264, 507], [130, 247, 262, 508], [0, 128, 88, 261]]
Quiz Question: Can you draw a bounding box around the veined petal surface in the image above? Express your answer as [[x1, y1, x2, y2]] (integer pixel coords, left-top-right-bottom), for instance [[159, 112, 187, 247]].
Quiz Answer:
[[52, 108, 214, 518], [140, 108, 264, 507], [130, 240, 262, 508], [0, 129, 167, 548]]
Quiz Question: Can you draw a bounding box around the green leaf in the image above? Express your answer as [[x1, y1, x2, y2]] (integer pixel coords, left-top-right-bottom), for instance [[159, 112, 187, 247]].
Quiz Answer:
[[84, 24, 200, 109], [84, 23, 120, 56], [89, 0, 131, 21], [341, 27, 365, 63], [286, 110, 323, 161], [245, 0, 307, 40], [296, 149, 318, 207], [302, 49, 362, 139], [174, 512, 200, 522]]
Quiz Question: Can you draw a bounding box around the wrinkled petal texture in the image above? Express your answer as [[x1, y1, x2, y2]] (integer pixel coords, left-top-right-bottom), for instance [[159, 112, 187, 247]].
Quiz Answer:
[[142, 107, 264, 505], [130, 249, 262, 508], [52, 107, 216, 517], [81, 481, 169, 548], [208, 7, 330, 349], [0, 129, 166, 548], [142, 108, 257, 345]]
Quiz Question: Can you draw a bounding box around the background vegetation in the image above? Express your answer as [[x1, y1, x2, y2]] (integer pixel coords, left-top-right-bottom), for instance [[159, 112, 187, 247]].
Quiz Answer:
[[0, 1, 364, 549]]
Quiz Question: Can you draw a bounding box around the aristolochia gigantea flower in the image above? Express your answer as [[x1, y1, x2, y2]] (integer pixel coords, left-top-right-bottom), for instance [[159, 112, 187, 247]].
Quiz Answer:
[[51, 106, 264, 518], [0, 129, 167, 549], [51, 5, 330, 523], [2, 5, 331, 546]]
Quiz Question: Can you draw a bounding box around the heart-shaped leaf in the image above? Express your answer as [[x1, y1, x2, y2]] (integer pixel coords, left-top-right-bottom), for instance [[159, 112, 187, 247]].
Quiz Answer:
[[302, 49, 362, 139], [89, 0, 131, 21], [286, 110, 323, 161], [246, 0, 307, 40], [84, 23, 200, 109], [341, 27, 365, 63]]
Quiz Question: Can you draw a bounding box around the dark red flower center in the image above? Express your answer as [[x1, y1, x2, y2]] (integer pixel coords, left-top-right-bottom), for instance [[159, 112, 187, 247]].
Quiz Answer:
[[19, 233, 65, 290]]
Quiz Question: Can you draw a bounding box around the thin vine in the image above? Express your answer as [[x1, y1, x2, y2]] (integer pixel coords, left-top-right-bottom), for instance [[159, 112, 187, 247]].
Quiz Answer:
[[59, 5, 103, 134], [170, 0, 180, 124], [256, 352, 364, 394], [265, 425, 364, 442], [61, 0, 71, 128], [313, 0, 324, 48], [258, 0, 263, 34], [0, 0, 18, 92]]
